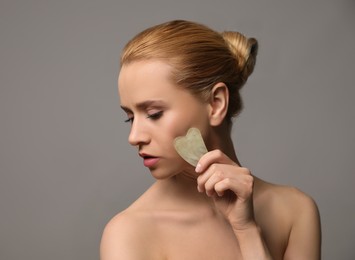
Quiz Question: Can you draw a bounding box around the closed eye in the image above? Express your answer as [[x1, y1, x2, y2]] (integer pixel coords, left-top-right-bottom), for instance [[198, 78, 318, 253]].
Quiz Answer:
[[147, 111, 163, 120], [124, 117, 134, 123], [123, 111, 163, 124]]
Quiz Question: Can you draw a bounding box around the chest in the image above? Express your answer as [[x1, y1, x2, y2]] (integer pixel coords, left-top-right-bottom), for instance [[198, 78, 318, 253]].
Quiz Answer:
[[155, 217, 243, 260]]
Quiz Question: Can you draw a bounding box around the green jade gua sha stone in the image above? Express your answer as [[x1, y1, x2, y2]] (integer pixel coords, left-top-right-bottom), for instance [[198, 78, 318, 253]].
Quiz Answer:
[[174, 128, 208, 167]]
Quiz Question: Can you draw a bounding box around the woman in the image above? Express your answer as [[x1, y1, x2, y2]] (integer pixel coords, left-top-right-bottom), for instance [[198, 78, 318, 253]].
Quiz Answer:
[[101, 20, 321, 259]]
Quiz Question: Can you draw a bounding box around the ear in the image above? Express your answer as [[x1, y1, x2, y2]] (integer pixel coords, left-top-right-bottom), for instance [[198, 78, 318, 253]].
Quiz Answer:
[[208, 82, 229, 126]]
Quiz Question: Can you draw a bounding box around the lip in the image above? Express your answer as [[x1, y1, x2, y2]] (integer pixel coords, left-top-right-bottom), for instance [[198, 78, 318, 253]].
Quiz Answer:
[[139, 153, 160, 168], [143, 157, 160, 167]]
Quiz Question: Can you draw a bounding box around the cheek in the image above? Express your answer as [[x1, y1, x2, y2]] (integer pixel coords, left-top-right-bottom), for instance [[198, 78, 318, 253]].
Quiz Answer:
[[159, 103, 209, 153], [159, 116, 190, 160], [164, 104, 208, 135], [163, 111, 190, 136]]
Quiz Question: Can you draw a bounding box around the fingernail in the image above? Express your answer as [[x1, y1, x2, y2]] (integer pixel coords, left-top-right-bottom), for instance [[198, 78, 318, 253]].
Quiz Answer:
[[195, 163, 201, 173]]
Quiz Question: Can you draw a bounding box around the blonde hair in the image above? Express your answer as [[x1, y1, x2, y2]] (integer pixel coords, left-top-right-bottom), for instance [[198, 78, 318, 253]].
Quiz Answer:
[[121, 20, 258, 123]]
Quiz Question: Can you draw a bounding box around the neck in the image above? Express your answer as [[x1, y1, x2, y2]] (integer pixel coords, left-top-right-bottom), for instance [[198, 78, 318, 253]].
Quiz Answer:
[[152, 171, 215, 211], [208, 124, 241, 166]]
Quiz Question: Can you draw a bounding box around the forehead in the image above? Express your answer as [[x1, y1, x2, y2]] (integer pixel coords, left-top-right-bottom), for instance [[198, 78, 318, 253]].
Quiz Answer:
[[118, 60, 184, 105], [119, 60, 172, 88]]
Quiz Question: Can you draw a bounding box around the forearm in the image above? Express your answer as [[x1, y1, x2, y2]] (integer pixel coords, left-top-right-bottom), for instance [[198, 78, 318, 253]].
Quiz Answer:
[[233, 223, 273, 260]]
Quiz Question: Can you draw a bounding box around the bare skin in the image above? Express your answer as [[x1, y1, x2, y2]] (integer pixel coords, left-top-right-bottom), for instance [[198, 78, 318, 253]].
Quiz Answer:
[[100, 60, 321, 260]]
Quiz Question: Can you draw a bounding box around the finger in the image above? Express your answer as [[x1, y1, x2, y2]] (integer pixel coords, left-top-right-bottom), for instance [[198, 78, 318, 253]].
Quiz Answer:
[[197, 165, 250, 192], [195, 149, 238, 173], [204, 171, 225, 196], [196, 164, 217, 192], [214, 175, 254, 201]]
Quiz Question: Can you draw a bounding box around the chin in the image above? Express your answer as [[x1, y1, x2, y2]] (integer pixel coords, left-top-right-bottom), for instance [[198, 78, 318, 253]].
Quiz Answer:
[[150, 170, 177, 180], [149, 163, 195, 180]]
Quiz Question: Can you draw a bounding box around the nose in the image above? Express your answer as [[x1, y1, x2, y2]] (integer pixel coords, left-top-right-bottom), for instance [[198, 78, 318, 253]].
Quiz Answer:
[[128, 119, 150, 147]]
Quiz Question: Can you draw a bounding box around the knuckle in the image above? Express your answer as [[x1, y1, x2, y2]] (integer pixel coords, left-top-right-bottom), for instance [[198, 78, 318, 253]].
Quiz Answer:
[[244, 176, 254, 190], [246, 174, 254, 182], [240, 167, 251, 175], [215, 149, 224, 158], [215, 170, 224, 179], [211, 149, 223, 158], [210, 164, 217, 172], [224, 177, 232, 185]]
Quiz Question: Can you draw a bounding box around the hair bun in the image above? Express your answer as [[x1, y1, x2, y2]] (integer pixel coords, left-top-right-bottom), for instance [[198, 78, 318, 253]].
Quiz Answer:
[[221, 31, 258, 86]]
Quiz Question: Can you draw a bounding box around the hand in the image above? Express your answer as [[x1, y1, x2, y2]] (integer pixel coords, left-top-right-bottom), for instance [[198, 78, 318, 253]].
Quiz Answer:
[[196, 149, 255, 231]]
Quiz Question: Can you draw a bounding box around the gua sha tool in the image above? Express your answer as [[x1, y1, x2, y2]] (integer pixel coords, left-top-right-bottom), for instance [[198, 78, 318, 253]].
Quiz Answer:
[[174, 128, 208, 167]]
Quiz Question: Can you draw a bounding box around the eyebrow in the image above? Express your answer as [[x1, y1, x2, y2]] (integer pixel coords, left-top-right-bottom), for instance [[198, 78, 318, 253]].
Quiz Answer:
[[120, 100, 168, 112]]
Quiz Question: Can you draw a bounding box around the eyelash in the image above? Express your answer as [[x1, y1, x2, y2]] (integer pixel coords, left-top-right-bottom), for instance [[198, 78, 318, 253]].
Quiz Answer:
[[124, 111, 163, 123], [147, 111, 163, 120], [124, 117, 133, 123]]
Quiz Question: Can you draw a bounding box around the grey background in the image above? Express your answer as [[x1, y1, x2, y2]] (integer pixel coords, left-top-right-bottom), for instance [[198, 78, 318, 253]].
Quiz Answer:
[[0, 0, 354, 259]]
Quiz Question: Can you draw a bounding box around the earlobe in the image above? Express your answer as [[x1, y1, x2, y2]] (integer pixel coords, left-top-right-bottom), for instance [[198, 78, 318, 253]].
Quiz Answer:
[[208, 82, 229, 126]]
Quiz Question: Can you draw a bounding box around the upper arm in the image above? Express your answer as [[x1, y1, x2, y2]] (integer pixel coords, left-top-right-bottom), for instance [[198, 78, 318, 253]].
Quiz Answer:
[[283, 193, 321, 260], [100, 214, 147, 260]]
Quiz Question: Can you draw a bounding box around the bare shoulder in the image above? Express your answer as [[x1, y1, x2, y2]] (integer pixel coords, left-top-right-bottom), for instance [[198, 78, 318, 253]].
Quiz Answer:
[[254, 177, 319, 219], [254, 177, 321, 259], [100, 208, 158, 260], [100, 210, 141, 259], [100, 184, 166, 259]]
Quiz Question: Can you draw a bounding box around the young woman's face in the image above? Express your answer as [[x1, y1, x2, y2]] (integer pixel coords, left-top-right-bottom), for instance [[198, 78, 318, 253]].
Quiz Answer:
[[118, 60, 210, 179]]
